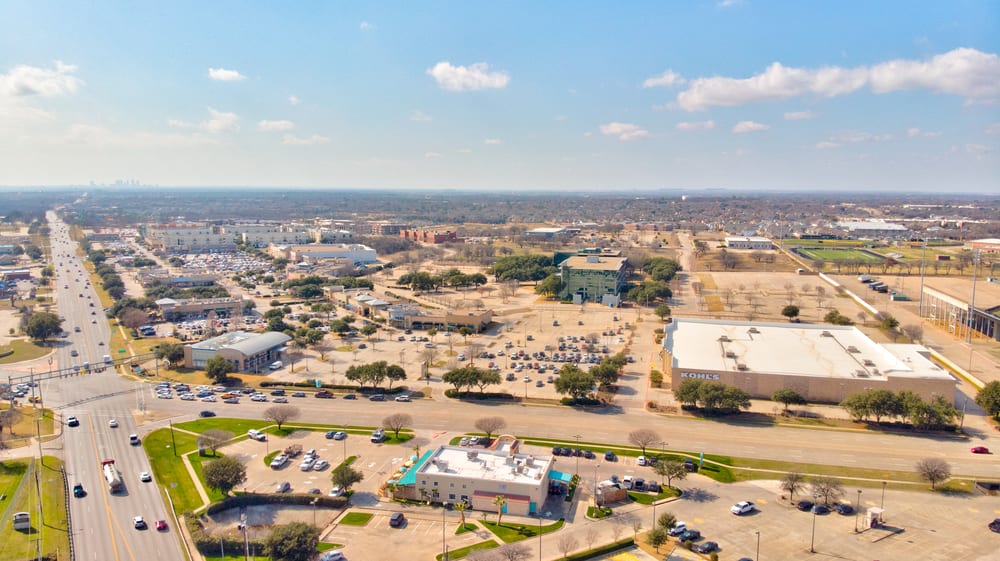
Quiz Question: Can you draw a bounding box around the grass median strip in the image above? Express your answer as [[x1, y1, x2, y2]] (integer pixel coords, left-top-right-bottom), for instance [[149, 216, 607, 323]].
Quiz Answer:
[[339, 512, 373, 526], [481, 519, 564, 542], [436, 539, 499, 560], [144, 427, 202, 513]]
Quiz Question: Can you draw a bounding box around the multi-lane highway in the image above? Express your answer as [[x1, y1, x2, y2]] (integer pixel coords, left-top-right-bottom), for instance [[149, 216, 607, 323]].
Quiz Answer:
[[42, 213, 184, 561]]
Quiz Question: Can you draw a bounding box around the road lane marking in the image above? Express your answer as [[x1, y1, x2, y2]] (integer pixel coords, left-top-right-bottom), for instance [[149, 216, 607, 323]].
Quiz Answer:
[[88, 416, 121, 561]]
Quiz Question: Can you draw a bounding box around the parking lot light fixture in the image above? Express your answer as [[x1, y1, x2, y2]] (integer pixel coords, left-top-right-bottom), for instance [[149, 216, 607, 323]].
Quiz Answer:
[[881, 481, 886, 508], [754, 530, 760, 561], [854, 489, 862, 532]]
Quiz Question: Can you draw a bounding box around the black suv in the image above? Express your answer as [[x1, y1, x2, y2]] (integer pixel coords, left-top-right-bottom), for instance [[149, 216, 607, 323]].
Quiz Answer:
[[389, 512, 405, 527]]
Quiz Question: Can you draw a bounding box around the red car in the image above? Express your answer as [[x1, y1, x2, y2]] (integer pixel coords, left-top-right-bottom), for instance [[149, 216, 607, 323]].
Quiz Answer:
[[971, 446, 990, 454], [155, 519, 168, 531]]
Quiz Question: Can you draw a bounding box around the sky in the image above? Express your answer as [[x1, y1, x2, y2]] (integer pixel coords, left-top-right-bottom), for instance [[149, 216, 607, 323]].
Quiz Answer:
[[0, 1, 998, 193]]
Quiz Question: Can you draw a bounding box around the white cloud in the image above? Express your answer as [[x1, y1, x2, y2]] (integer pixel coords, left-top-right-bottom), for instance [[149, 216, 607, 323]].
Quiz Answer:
[[675, 120, 715, 131], [288, 95, 300, 106], [906, 127, 941, 138], [424, 151, 442, 159], [0, 60, 83, 97], [360, 20, 376, 31], [784, 110, 816, 120], [643, 69, 685, 88], [410, 110, 432, 122], [984, 123, 1000, 135], [965, 143, 990, 155], [61, 123, 218, 147], [484, 138, 503, 145], [168, 107, 240, 133], [815, 130, 892, 149], [717, 0, 743, 7], [457, 148, 472, 153], [208, 67, 246, 81], [282, 134, 330, 145], [732, 120, 770, 133], [599, 122, 649, 141], [258, 120, 295, 132], [674, 47, 1000, 111], [427, 62, 510, 92]]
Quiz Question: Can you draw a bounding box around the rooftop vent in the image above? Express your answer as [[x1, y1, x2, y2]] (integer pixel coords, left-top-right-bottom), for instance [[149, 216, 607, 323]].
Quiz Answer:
[[467, 451, 479, 460], [871, 369, 879, 375], [748, 327, 760, 334], [847, 346, 860, 353], [718, 335, 731, 342], [863, 359, 875, 366], [725, 351, 737, 358], [586, 256, 600, 263], [856, 370, 869, 377], [737, 363, 749, 371], [821, 331, 833, 337]]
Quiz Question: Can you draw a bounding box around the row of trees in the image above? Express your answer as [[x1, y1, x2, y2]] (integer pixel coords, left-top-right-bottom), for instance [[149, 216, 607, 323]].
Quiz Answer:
[[344, 360, 408, 390], [841, 389, 959, 429], [673, 380, 752, 414], [396, 269, 489, 292]]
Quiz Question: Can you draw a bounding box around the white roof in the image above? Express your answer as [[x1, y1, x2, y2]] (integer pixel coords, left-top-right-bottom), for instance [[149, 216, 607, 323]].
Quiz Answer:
[[419, 446, 553, 486], [664, 318, 952, 381]]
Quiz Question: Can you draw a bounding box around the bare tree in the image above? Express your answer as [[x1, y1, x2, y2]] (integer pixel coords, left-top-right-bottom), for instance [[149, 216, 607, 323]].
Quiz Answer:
[[780, 471, 805, 504], [915, 458, 951, 489], [383, 413, 413, 439], [901, 324, 924, 343], [314, 342, 333, 361], [0, 407, 23, 435], [609, 515, 626, 541], [583, 526, 599, 549], [557, 535, 578, 559], [121, 308, 149, 330], [628, 428, 660, 455], [809, 475, 844, 506], [495, 543, 531, 561], [197, 429, 234, 456], [474, 416, 507, 442], [263, 404, 301, 430]]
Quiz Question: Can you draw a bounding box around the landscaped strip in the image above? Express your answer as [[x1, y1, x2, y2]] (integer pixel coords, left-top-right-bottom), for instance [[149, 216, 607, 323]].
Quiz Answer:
[[435, 539, 500, 560], [339, 512, 374, 526], [481, 519, 565, 542]]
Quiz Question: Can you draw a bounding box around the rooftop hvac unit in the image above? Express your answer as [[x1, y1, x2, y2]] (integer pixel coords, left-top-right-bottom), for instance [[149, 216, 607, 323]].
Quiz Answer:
[[748, 327, 760, 334], [467, 451, 478, 460], [863, 359, 875, 366], [847, 346, 860, 353], [821, 331, 833, 337], [725, 351, 737, 358], [871, 369, 879, 375], [856, 370, 868, 377], [718, 335, 731, 342], [737, 363, 749, 371]]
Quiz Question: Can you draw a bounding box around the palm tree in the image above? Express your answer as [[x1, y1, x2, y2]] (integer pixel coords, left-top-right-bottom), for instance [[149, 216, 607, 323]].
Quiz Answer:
[[493, 494, 507, 525], [455, 501, 468, 529]]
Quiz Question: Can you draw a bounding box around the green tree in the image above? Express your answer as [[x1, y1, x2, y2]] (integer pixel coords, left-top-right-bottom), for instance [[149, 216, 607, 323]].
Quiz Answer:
[[673, 379, 702, 407], [385, 364, 407, 391], [205, 355, 233, 383], [331, 464, 364, 491], [296, 285, 323, 299], [203, 456, 247, 496], [867, 389, 899, 423], [841, 392, 871, 421], [263, 522, 321, 561], [24, 312, 63, 342], [646, 527, 669, 552], [534, 274, 565, 298], [654, 304, 672, 320], [553, 364, 594, 400], [975, 381, 1000, 419], [656, 511, 677, 531], [443, 366, 480, 394], [780, 305, 800, 321], [493, 494, 508, 525], [653, 461, 688, 489], [155, 342, 186, 366], [589, 362, 620, 387], [772, 388, 807, 412]]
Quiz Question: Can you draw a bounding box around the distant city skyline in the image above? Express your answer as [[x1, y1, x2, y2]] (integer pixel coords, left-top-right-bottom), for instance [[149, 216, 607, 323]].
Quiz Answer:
[[1, 1, 997, 192]]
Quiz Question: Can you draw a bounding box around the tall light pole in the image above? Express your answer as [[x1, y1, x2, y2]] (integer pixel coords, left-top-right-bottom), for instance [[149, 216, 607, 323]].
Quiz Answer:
[[538, 516, 542, 561], [853, 489, 862, 532], [880, 481, 886, 509], [593, 463, 601, 507], [573, 434, 582, 474], [754, 530, 760, 561], [809, 506, 817, 553], [442, 502, 449, 561]]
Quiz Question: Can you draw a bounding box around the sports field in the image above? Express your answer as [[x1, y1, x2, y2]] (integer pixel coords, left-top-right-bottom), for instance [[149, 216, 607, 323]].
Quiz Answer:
[[796, 247, 883, 262]]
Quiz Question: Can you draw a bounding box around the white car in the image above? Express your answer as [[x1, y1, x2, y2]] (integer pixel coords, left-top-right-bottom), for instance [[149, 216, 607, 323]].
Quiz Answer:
[[180, 393, 195, 401], [299, 458, 315, 471], [312, 459, 330, 471], [328, 486, 344, 497], [108, 419, 119, 428], [731, 501, 755, 515], [637, 455, 648, 466], [250, 394, 267, 402], [394, 394, 411, 402], [201, 395, 217, 402], [269, 454, 289, 469], [319, 550, 345, 561], [139, 471, 152, 482]]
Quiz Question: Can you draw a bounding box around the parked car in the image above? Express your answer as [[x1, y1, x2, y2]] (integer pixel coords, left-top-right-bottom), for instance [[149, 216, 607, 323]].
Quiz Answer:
[[812, 504, 830, 515], [369, 394, 386, 401], [319, 550, 345, 561], [989, 518, 1000, 533], [637, 455, 648, 466], [276, 481, 291, 493], [797, 500, 815, 512], [583, 450, 594, 459], [835, 503, 854, 515], [199, 410, 216, 418], [315, 390, 334, 399], [328, 486, 344, 497], [332, 431, 347, 440], [731, 501, 755, 515], [551, 446, 562, 455], [299, 458, 316, 471], [693, 541, 719, 554], [313, 459, 330, 471], [394, 394, 411, 402], [604, 450, 616, 461], [270, 454, 289, 469], [389, 512, 405, 527], [667, 522, 687, 536], [683, 458, 697, 472], [677, 529, 701, 542]]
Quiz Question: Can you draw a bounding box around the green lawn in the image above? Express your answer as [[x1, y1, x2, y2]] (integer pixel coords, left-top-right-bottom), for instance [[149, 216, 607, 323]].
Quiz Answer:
[[189, 452, 227, 502], [797, 247, 882, 262], [175, 418, 269, 435], [0, 339, 50, 363], [436, 539, 499, 560], [143, 427, 204, 513], [481, 519, 564, 542], [339, 512, 373, 526], [456, 522, 478, 535], [628, 487, 681, 504], [0, 457, 70, 561]]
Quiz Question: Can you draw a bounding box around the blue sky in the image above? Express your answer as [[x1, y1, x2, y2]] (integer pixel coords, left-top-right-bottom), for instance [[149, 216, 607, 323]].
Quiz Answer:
[[1, 1, 997, 192]]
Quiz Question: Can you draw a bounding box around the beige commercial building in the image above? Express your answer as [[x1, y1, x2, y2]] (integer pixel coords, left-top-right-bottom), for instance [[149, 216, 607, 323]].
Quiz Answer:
[[144, 223, 237, 253], [663, 318, 956, 404], [391, 436, 554, 515], [184, 330, 291, 373]]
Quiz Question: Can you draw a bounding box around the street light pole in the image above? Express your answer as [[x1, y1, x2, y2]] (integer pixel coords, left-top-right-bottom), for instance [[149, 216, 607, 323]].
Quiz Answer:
[[442, 502, 449, 561], [538, 516, 542, 561], [880, 481, 886, 509], [573, 434, 582, 474], [809, 507, 817, 553], [755, 530, 760, 561], [853, 489, 862, 532]]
